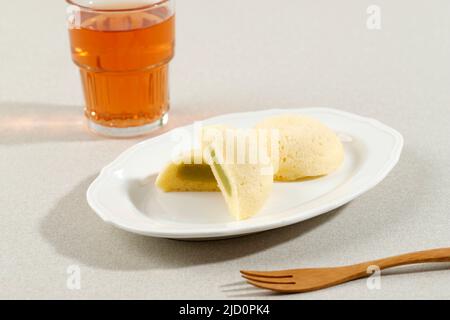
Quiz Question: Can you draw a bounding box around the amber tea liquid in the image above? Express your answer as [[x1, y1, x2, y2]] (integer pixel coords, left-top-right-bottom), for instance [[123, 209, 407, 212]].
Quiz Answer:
[[69, 5, 175, 132]]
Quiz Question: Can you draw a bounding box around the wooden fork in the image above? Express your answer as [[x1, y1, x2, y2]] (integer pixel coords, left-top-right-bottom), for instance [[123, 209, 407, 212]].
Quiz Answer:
[[241, 248, 450, 293]]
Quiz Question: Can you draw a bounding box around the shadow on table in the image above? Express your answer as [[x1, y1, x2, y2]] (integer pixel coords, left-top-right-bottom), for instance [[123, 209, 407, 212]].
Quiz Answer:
[[36, 121, 445, 296], [0, 101, 215, 145], [39, 174, 345, 271]]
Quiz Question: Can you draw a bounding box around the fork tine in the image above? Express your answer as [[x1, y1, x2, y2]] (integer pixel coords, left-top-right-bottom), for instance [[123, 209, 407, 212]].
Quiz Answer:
[[240, 270, 292, 278], [245, 279, 297, 293], [241, 274, 295, 285]]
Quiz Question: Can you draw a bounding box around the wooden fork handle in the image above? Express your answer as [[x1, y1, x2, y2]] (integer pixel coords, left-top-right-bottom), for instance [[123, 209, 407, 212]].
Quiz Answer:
[[356, 247, 450, 272]]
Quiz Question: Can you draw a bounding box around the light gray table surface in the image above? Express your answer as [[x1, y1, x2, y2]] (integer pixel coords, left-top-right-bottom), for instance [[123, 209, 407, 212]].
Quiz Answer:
[[1, 0, 450, 299]]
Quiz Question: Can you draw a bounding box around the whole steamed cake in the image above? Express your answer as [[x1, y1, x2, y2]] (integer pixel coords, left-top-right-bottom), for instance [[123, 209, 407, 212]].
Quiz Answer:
[[255, 115, 344, 181]]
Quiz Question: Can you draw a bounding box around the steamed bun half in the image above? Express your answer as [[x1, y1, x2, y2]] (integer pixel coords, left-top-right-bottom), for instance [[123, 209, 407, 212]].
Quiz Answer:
[[255, 115, 344, 181], [202, 126, 274, 220]]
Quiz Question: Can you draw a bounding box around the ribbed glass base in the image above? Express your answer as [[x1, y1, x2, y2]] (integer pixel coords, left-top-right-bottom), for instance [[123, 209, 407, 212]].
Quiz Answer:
[[86, 112, 168, 138]]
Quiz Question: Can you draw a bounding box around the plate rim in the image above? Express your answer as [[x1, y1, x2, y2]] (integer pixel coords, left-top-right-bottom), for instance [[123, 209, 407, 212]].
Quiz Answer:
[[86, 107, 404, 239]]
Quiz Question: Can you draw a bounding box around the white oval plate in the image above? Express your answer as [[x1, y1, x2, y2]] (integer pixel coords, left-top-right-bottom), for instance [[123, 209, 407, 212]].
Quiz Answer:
[[87, 108, 403, 240]]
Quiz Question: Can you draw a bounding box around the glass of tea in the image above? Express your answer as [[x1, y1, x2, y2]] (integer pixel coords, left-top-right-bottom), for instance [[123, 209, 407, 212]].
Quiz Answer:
[[66, 0, 175, 137]]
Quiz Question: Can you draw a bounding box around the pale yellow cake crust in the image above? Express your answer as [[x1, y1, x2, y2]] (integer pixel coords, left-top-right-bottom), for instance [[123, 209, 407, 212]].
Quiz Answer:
[[255, 115, 344, 181]]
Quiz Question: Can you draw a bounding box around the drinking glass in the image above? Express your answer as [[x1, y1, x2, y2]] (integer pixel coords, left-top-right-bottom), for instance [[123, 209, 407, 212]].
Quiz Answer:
[[66, 0, 175, 137]]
